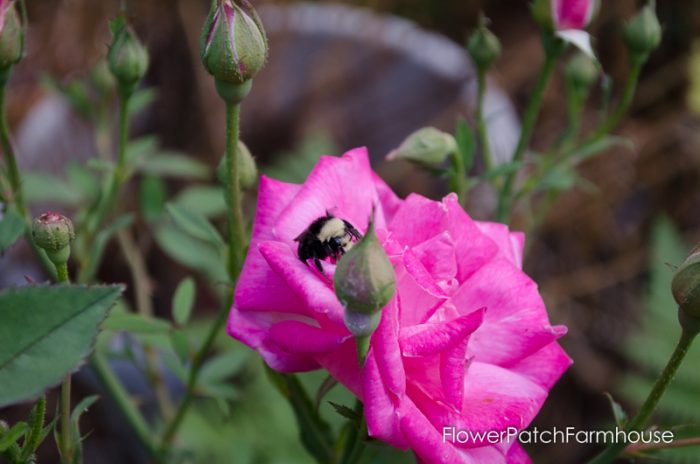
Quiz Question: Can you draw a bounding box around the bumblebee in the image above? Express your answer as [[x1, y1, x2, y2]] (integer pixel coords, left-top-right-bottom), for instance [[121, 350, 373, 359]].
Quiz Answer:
[[294, 212, 362, 272]]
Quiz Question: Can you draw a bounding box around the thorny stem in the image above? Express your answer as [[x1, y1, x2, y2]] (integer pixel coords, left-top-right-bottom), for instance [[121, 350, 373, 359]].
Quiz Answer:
[[588, 330, 697, 464], [475, 68, 494, 172], [496, 36, 563, 223], [0, 68, 57, 280], [224, 102, 246, 281], [55, 263, 73, 464]]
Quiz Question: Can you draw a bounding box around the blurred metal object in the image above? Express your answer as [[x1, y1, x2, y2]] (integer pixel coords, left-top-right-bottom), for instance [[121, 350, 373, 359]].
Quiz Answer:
[[248, 2, 519, 166]]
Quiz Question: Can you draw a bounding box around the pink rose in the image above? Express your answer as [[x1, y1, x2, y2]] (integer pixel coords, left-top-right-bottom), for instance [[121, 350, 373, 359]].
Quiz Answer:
[[229, 147, 571, 463], [551, 0, 597, 30]]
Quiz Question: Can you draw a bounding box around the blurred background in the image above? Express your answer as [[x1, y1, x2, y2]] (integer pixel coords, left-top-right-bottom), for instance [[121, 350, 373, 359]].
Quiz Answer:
[[2, 0, 700, 463]]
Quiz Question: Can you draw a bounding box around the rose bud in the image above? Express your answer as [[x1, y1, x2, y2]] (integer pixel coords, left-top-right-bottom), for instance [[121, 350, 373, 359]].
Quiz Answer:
[[624, 0, 662, 64], [32, 212, 75, 266], [200, 0, 268, 87], [532, 0, 598, 31], [672, 243, 700, 329], [107, 16, 149, 95], [565, 52, 599, 97], [334, 212, 396, 364], [386, 127, 457, 169], [467, 17, 501, 72], [0, 0, 22, 72], [216, 141, 258, 190]]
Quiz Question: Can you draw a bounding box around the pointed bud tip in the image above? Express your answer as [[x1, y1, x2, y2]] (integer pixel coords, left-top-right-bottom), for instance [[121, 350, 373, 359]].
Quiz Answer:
[[200, 0, 268, 85], [387, 127, 456, 169], [334, 212, 396, 320]]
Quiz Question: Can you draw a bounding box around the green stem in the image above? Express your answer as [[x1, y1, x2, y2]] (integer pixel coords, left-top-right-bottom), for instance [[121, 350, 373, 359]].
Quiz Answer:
[[91, 352, 159, 457], [58, 376, 72, 463], [55, 262, 73, 463], [160, 303, 230, 449], [588, 329, 697, 464], [449, 149, 468, 207], [475, 69, 493, 172], [496, 36, 563, 223], [224, 102, 246, 281], [589, 61, 642, 142], [80, 91, 131, 281], [0, 68, 57, 280], [340, 401, 367, 464]]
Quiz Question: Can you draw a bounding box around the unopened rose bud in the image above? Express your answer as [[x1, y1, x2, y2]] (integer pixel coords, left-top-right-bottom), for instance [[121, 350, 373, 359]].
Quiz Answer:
[[534, 0, 597, 31], [624, 1, 661, 63], [565, 52, 599, 96], [200, 0, 268, 86], [334, 213, 395, 364], [32, 212, 75, 266], [386, 127, 457, 169], [107, 16, 149, 95], [672, 244, 700, 326], [467, 17, 501, 71], [0, 0, 22, 71], [217, 141, 258, 190]]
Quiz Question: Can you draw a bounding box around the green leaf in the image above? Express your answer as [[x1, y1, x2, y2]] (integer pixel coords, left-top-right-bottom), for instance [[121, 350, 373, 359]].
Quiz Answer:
[[329, 402, 360, 424], [22, 172, 83, 206], [170, 330, 191, 364], [0, 422, 27, 452], [128, 88, 157, 118], [102, 312, 172, 334], [125, 136, 159, 165], [199, 350, 248, 386], [65, 161, 99, 201], [153, 226, 228, 282], [604, 392, 627, 428], [172, 185, 226, 218], [569, 135, 633, 165], [172, 277, 196, 326], [166, 203, 224, 248], [19, 396, 47, 460], [264, 368, 335, 464], [0, 207, 25, 253], [80, 215, 134, 282], [136, 153, 210, 180], [455, 118, 476, 171], [70, 395, 99, 424], [139, 175, 167, 222], [0, 285, 123, 407]]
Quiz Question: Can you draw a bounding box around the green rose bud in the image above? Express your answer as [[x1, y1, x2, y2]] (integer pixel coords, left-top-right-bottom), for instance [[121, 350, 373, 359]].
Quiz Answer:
[[672, 244, 700, 324], [32, 212, 75, 266], [0, 0, 22, 71], [334, 212, 396, 364], [334, 213, 395, 318], [623, 1, 662, 64], [565, 52, 599, 100], [200, 0, 268, 86], [531, 0, 554, 32], [217, 141, 258, 190], [107, 16, 149, 95], [386, 127, 457, 169], [467, 17, 501, 72]]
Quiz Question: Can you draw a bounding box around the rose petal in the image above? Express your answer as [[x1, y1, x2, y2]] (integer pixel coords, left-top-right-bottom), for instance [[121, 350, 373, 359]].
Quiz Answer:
[[275, 147, 389, 244], [400, 309, 485, 357], [363, 352, 410, 448], [269, 320, 349, 355], [227, 307, 319, 372], [509, 342, 573, 389]]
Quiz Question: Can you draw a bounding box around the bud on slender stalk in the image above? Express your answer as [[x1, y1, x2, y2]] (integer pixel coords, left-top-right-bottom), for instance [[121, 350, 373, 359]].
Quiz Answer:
[[624, 0, 662, 64], [386, 127, 457, 169], [334, 212, 396, 365], [32, 212, 75, 267], [467, 16, 501, 72], [672, 244, 700, 334], [107, 16, 149, 96], [217, 141, 258, 190], [565, 52, 599, 97], [200, 0, 268, 86], [0, 0, 22, 71]]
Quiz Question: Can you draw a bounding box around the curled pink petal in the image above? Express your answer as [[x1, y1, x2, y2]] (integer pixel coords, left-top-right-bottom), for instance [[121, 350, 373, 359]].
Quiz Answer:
[[552, 0, 596, 30]]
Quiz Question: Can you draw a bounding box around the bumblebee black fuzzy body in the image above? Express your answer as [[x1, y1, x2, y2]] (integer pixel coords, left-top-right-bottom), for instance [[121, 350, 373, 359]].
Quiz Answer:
[[294, 213, 362, 273]]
